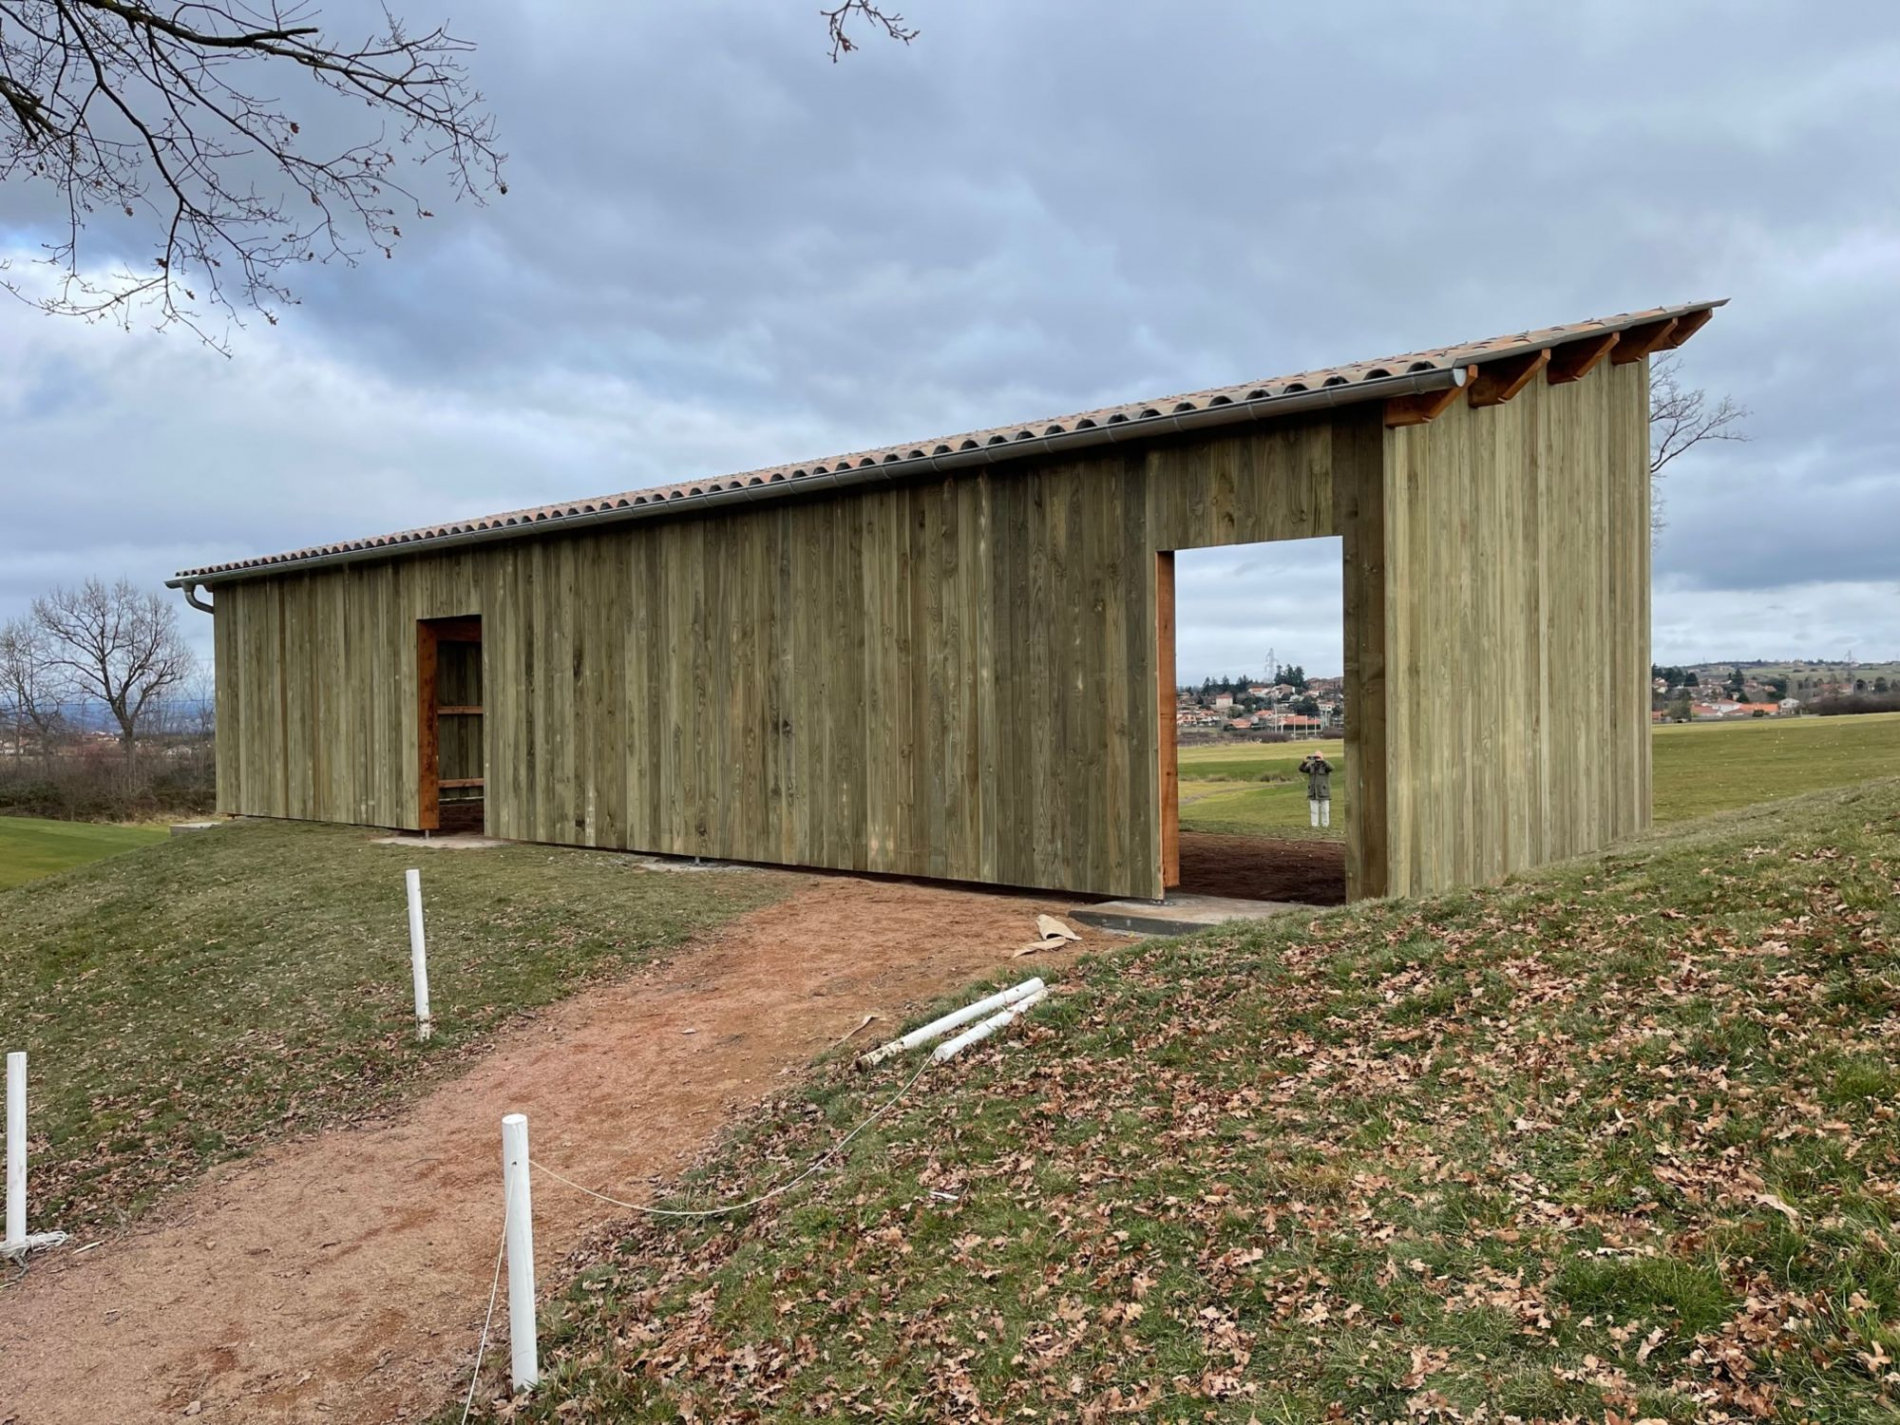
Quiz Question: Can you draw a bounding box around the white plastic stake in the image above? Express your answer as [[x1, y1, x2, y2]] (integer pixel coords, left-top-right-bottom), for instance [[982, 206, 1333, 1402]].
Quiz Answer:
[[405, 868, 432, 1041], [501, 1113, 538, 1392], [859, 978, 1045, 1065], [5, 1051, 23, 1249], [933, 987, 1048, 1063]]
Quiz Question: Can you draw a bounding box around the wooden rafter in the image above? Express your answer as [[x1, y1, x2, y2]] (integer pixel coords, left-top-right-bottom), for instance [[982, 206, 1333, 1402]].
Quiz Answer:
[[1546, 333, 1620, 385], [1656, 307, 1713, 349], [1468, 349, 1552, 408], [1383, 369, 1472, 428], [1610, 317, 1678, 364]]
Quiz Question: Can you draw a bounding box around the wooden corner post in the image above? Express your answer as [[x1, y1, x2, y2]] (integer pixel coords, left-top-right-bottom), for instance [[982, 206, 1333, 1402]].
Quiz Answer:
[[1156, 551, 1180, 893], [1335, 412, 1391, 901]]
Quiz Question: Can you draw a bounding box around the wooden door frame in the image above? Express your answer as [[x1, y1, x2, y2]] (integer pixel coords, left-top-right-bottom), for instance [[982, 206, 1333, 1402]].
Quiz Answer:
[[1156, 551, 1179, 893], [1155, 527, 1377, 903], [417, 616, 483, 832]]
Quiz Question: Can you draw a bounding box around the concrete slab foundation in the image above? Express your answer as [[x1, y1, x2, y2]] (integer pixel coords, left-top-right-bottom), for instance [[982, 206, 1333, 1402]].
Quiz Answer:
[[1071, 892, 1306, 938]]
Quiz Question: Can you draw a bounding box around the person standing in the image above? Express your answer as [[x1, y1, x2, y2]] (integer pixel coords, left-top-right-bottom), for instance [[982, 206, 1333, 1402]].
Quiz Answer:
[[1299, 751, 1333, 829]]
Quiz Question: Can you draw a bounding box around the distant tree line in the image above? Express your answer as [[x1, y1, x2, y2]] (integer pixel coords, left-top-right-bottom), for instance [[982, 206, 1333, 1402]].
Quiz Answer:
[[1811, 689, 1900, 717], [1194, 665, 1309, 695]]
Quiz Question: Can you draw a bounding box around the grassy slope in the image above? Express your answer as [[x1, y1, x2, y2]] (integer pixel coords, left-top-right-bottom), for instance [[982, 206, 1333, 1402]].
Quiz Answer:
[[0, 820, 786, 1231], [469, 781, 1900, 1423], [0, 814, 167, 889]]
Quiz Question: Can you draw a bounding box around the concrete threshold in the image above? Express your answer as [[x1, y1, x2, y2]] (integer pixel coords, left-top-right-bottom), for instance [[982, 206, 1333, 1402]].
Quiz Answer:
[[1071, 892, 1306, 938]]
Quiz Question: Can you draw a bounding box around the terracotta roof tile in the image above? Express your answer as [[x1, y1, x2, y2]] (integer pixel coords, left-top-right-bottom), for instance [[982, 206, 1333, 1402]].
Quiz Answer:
[[172, 300, 1722, 583]]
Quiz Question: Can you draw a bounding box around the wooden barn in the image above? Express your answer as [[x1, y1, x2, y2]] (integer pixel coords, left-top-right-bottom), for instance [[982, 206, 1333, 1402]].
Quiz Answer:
[[170, 300, 1723, 903]]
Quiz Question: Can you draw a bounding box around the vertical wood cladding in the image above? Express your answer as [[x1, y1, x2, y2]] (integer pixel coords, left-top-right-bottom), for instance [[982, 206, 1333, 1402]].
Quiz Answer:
[[213, 420, 1336, 899], [1375, 358, 1651, 896], [211, 359, 1649, 903]]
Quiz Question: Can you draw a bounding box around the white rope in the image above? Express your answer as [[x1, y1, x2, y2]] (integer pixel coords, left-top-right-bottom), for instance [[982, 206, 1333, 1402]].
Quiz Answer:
[[458, 1201, 510, 1424], [531, 1057, 934, 1220]]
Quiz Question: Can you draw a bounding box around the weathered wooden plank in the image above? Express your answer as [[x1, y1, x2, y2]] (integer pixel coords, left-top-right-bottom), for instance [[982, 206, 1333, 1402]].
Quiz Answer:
[[1155, 551, 1179, 890], [1335, 410, 1388, 899], [208, 378, 1647, 902]]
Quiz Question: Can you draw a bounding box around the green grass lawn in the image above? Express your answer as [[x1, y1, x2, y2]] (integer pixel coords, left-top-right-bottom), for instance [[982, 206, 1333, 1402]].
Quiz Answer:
[[1175, 713, 1900, 841], [1178, 737, 1346, 841], [0, 821, 787, 1232], [0, 814, 167, 889], [1654, 710, 1900, 821], [456, 778, 1900, 1423]]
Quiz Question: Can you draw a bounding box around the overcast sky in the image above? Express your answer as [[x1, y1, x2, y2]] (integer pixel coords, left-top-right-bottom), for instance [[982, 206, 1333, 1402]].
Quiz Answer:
[[3, 1, 1896, 683]]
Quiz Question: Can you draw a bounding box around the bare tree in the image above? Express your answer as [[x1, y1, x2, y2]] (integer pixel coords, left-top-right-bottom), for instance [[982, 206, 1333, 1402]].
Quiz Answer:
[[0, 0, 504, 341], [1650, 354, 1748, 534], [31, 576, 195, 761], [0, 616, 66, 751]]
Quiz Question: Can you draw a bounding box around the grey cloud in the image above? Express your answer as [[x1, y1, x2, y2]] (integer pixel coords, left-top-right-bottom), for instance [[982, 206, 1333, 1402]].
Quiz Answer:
[[1, 0, 1896, 670]]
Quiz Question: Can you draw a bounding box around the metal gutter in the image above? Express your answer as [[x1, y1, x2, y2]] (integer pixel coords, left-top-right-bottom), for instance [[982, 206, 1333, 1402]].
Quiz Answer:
[[165, 365, 1466, 590]]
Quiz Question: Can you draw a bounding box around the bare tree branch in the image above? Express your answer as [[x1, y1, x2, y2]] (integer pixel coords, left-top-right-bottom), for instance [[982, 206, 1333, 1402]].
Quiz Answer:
[[0, 0, 506, 345], [2, 4, 920, 344], [821, 1, 917, 62], [1649, 353, 1748, 535]]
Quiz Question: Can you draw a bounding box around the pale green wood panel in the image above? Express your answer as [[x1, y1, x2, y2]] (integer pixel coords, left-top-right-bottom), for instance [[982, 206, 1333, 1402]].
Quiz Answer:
[[213, 417, 1347, 898], [1376, 358, 1650, 898]]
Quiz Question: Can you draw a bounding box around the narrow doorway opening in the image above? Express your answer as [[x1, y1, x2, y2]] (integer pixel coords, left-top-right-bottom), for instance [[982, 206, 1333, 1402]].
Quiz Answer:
[[418, 616, 485, 834], [1158, 538, 1347, 906]]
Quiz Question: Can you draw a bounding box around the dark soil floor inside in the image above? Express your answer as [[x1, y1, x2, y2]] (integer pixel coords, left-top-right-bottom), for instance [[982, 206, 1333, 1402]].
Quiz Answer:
[[1176, 831, 1346, 905]]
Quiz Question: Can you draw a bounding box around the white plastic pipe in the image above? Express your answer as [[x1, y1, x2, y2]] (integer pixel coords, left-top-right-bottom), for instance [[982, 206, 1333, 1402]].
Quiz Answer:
[[932, 987, 1048, 1063], [405, 868, 432, 1042], [860, 978, 1045, 1065], [5, 1051, 22, 1249], [501, 1113, 538, 1392]]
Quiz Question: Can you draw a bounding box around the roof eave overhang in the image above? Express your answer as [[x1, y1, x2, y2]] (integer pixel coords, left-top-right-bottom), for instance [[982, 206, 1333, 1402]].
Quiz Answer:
[[168, 364, 1467, 589], [169, 298, 1725, 590]]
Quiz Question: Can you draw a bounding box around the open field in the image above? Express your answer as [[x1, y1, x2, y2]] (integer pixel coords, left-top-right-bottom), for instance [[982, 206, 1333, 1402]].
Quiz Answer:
[[1176, 713, 1900, 840], [1653, 710, 1900, 821], [0, 820, 786, 1231], [0, 814, 167, 889], [1178, 737, 1346, 841], [456, 778, 1900, 1422]]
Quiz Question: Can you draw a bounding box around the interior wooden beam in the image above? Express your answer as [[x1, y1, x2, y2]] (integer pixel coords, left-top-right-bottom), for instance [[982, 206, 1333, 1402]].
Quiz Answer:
[[1656, 307, 1713, 349], [1468, 349, 1552, 407], [1610, 317, 1678, 364], [1546, 333, 1619, 384], [428, 616, 483, 642], [1383, 370, 1472, 428]]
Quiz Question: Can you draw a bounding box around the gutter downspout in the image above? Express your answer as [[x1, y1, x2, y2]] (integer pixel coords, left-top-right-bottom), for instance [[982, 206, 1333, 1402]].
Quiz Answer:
[[181, 582, 214, 614], [166, 365, 1465, 590]]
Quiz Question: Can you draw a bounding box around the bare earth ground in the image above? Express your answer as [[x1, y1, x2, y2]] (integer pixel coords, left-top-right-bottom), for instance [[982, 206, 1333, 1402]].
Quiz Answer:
[[0, 873, 1103, 1425], [1176, 830, 1346, 904]]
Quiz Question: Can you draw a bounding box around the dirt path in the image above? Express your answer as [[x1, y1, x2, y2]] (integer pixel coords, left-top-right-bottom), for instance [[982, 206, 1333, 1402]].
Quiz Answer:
[[0, 874, 1103, 1424], [1177, 831, 1346, 904]]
